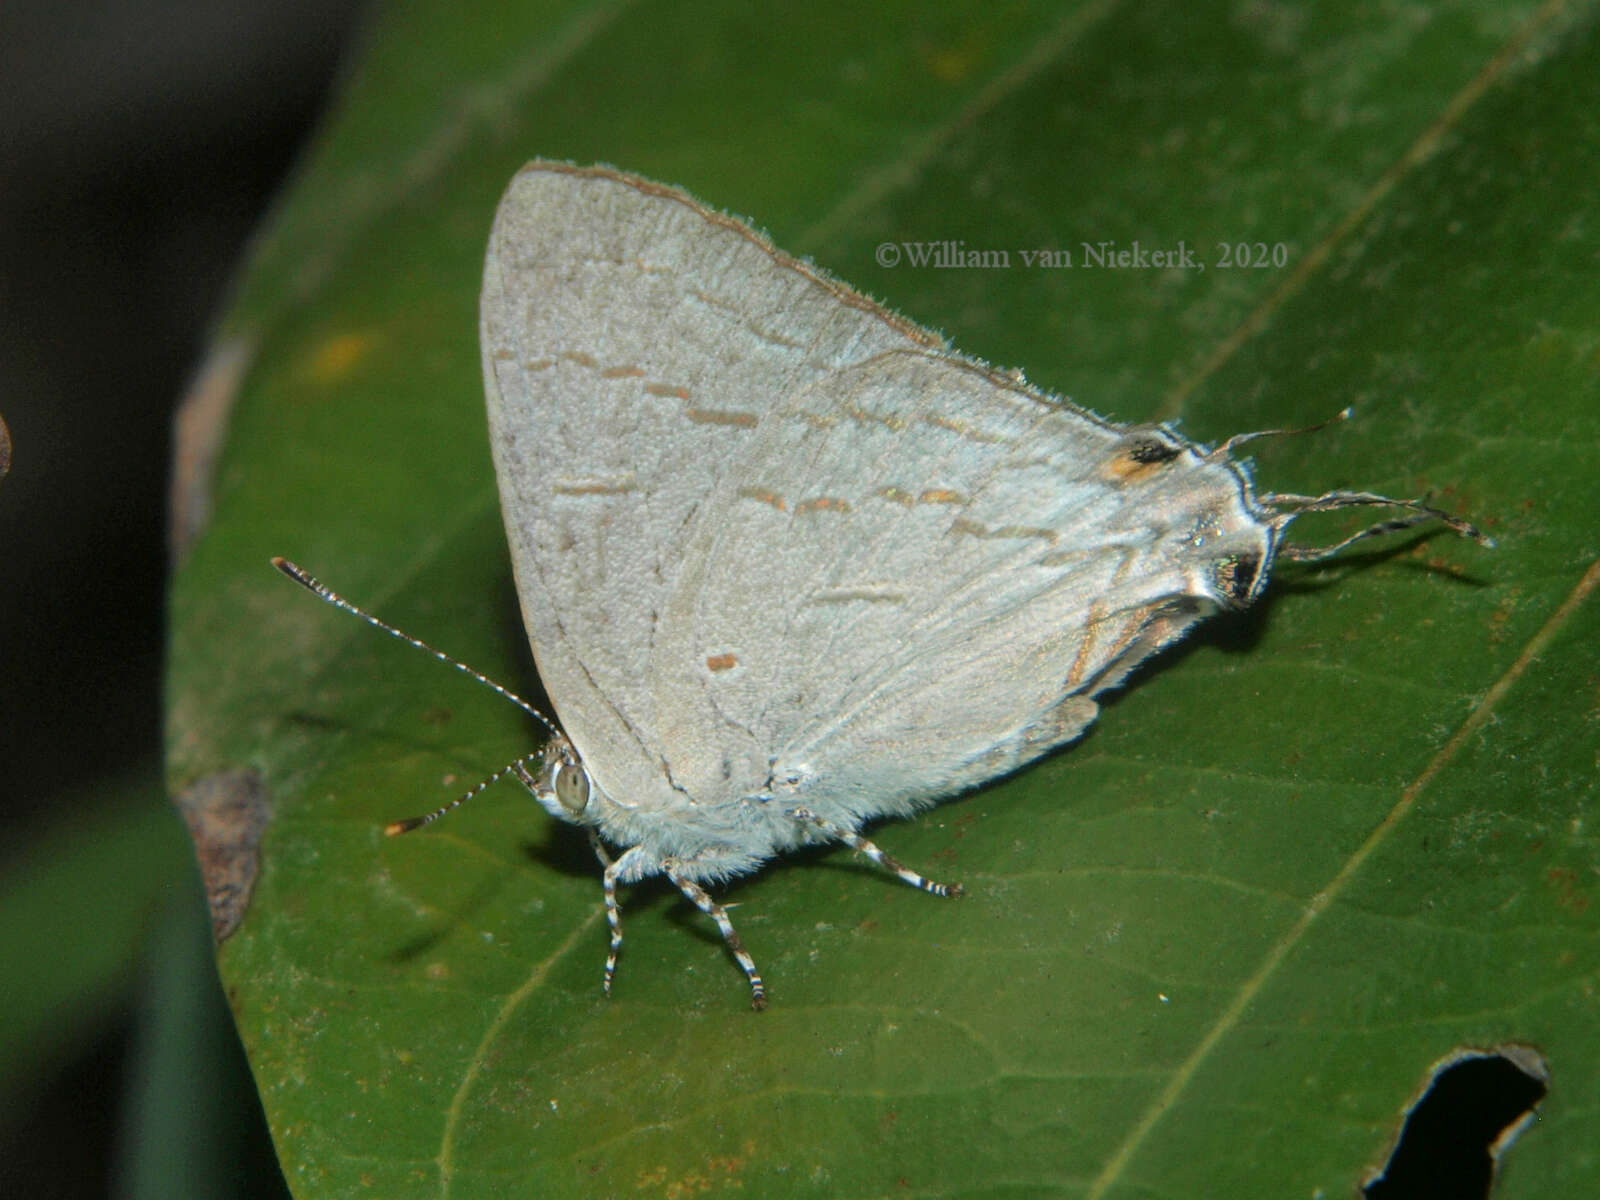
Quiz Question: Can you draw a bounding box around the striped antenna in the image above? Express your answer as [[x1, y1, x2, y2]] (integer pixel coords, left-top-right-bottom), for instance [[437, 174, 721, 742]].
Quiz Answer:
[[383, 753, 544, 837], [271, 557, 563, 832]]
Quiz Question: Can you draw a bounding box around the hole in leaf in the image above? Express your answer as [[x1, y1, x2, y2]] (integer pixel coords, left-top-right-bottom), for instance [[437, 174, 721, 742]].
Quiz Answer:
[[1363, 1045, 1547, 1200]]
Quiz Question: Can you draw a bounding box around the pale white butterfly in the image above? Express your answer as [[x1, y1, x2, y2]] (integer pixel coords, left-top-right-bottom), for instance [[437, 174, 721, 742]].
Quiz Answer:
[[276, 162, 1487, 1009]]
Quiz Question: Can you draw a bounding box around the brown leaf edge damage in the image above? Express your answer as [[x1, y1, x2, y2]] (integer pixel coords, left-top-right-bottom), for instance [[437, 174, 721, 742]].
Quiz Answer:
[[175, 767, 271, 941], [1362, 1043, 1548, 1200], [0, 410, 11, 482], [169, 336, 256, 564]]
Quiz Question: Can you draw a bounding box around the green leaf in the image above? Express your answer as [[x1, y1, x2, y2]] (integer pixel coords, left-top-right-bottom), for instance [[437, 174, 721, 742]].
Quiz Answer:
[[167, 2, 1600, 1196], [0, 766, 285, 1200], [0, 767, 186, 1122]]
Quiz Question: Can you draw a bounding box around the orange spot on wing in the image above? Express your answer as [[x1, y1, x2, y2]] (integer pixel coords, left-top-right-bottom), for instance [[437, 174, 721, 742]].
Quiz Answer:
[[1101, 455, 1157, 483], [706, 652, 738, 672], [552, 475, 635, 496], [795, 496, 852, 515], [737, 486, 786, 511], [1065, 604, 1106, 690], [686, 409, 759, 428]]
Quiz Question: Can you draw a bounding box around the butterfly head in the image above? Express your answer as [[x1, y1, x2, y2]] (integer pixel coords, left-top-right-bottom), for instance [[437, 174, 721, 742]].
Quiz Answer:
[[525, 732, 595, 825]]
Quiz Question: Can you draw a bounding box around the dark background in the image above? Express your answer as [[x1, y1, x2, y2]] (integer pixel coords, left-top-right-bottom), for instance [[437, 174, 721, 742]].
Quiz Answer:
[[0, 2, 364, 1193]]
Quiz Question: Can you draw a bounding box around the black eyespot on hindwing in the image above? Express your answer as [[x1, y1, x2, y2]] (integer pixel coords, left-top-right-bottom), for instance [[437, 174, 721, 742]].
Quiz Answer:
[[1217, 551, 1262, 607], [1127, 432, 1183, 465]]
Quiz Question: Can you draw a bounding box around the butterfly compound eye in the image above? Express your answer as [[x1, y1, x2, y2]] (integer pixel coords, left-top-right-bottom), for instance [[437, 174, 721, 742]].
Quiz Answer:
[[553, 762, 592, 815]]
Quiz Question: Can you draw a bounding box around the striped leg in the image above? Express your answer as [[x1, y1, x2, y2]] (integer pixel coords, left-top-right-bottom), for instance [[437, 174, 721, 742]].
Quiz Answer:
[[662, 860, 768, 1011], [790, 806, 964, 898], [591, 839, 648, 999]]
